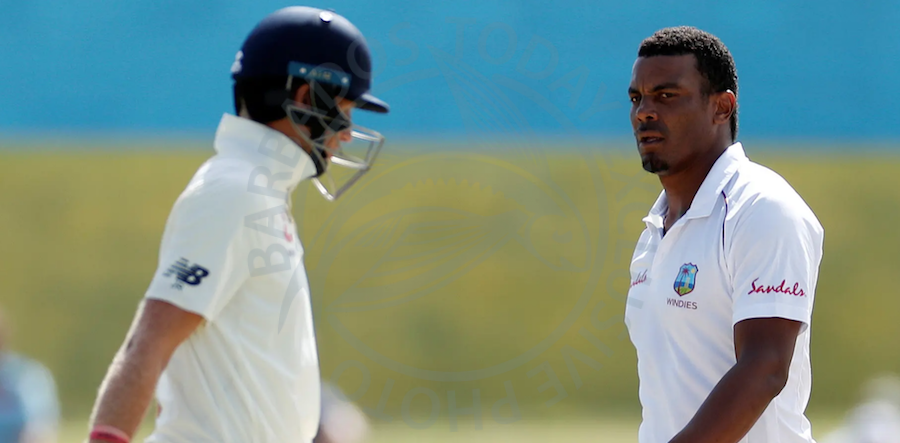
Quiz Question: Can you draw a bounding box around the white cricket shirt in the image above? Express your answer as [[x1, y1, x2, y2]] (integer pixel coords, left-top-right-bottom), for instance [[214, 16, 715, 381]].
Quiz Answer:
[[625, 143, 824, 443], [144, 114, 321, 443]]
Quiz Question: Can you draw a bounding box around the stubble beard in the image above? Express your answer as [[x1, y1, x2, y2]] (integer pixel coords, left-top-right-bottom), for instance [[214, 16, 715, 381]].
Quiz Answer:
[[641, 153, 670, 175]]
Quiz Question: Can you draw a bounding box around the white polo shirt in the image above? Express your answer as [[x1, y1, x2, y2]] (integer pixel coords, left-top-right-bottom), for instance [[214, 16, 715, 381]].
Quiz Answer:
[[144, 114, 321, 443], [625, 143, 824, 443]]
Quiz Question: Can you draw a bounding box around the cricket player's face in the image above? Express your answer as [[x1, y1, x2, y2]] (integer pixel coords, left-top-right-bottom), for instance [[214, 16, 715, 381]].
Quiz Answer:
[[629, 55, 716, 175], [288, 85, 356, 161], [322, 99, 355, 154]]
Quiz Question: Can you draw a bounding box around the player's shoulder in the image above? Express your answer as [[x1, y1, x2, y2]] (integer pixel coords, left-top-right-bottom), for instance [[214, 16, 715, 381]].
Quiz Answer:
[[724, 159, 824, 234], [173, 154, 281, 216]]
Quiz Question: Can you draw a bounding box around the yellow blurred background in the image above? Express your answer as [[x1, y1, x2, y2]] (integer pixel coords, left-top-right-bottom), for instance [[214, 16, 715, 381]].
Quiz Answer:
[[2, 145, 898, 441]]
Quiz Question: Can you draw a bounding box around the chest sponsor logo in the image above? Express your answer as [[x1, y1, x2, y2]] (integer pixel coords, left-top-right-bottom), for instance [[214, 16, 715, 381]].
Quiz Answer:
[[673, 263, 698, 296], [748, 278, 806, 297], [630, 269, 648, 288]]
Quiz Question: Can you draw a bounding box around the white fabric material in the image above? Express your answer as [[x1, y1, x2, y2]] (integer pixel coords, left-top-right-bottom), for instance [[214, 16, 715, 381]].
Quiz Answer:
[[144, 114, 321, 443], [625, 142, 825, 443]]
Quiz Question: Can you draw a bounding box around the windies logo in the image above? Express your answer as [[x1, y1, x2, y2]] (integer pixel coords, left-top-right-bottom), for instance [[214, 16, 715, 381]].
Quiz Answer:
[[673, 263, 698, 296]]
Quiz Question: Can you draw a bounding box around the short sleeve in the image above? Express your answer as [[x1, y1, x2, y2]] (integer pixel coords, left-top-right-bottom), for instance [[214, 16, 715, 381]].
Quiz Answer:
[[145, 185, 251, 321], [17, 361, 60, 429], [729, 197, 824, 333]]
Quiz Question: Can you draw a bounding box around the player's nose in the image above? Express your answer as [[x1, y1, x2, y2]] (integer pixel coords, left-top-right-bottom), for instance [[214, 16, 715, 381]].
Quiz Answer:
[[339, 128, 353, 143], [634, 98, 658, 122]]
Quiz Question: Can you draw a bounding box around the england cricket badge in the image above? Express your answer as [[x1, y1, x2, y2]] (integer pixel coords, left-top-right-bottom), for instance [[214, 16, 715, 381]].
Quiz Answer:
[[673, 263, 699, 296]]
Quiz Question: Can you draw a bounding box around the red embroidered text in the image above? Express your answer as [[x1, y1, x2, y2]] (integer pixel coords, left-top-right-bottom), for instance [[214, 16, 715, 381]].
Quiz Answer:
[[748, 278, 805, 297], [631, 270, 648, 288]]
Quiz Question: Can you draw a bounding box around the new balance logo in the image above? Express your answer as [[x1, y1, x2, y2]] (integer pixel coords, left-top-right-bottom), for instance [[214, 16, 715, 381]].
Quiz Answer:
[[164, 258, 209, 289]]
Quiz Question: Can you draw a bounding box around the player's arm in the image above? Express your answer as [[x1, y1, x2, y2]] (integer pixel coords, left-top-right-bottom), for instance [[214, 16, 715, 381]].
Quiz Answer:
[[86, 299, 203, 443], [85, 182, 253, 443], [668, 317, 802, 443], [671, 195, 823, 443]]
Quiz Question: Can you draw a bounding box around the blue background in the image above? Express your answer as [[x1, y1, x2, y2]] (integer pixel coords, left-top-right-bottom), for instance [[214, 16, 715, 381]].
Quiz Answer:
[[1, 0, 897, 142]]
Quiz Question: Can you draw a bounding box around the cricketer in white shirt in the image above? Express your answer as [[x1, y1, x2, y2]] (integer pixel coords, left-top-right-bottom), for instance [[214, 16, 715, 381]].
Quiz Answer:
[[143, 114, 321, 443], [625, 142, 825, 443], [86, 8, 389, 443]]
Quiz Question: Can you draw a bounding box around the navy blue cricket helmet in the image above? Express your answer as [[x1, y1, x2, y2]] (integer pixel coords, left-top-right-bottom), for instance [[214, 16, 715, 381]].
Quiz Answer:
[[231, 6, 389, 114], [230, 6, 389, 202]]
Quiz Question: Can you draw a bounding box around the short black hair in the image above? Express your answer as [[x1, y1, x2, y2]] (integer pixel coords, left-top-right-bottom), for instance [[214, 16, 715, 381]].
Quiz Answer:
[[233, 76, 305, 124], [638, 26, 739, 141], [233, 77, 350, 124]]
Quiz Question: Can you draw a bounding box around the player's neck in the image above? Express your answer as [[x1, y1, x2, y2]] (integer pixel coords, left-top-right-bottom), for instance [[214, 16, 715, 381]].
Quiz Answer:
[[267, 120, 313, 153], [659, 144, 728, 229]]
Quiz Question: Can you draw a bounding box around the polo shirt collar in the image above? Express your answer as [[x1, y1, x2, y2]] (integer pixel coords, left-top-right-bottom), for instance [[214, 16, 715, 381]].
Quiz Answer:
[[213, 113, 318, 191], [643, 142, 748, 229]]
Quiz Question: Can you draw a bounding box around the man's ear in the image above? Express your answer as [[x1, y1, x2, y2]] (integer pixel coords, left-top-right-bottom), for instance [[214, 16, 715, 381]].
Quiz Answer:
[[714, 89, 736, 125], [292, 83, 311, 106]]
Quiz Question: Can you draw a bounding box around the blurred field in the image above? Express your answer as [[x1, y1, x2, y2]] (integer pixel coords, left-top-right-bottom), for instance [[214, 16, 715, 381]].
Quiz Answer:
[[1, 144, 899, 430], [57, 413, 846, 443]]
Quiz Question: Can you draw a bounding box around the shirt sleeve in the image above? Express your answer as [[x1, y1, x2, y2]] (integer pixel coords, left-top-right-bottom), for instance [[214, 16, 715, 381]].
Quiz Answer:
[[144, 182, 252, 321], [728, 196, 824, 333]]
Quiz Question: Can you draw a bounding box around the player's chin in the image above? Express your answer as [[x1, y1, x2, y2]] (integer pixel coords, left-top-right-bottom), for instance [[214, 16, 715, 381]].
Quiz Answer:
[[640, 154, 670, 175]]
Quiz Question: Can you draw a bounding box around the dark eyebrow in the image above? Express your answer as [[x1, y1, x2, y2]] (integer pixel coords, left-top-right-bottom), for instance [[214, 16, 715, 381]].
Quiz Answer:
[[628, 82, 684, 95], [650, 82, 682, 92]]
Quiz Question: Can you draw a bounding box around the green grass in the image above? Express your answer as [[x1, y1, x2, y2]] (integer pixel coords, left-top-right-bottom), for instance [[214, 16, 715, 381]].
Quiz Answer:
[[59, 413, 847, 443], [1, 147, 899, 421]]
